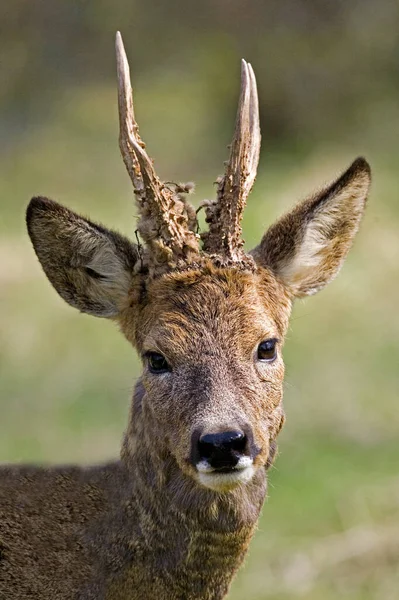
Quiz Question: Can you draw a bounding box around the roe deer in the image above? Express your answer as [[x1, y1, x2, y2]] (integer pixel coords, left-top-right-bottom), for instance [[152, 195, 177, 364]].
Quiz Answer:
[[0, 32, 371, 600]]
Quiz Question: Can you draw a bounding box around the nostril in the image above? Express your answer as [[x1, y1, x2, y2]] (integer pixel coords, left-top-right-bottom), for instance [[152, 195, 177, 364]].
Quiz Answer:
[[199, 431, 246, 455], [229, 432, 247, 453]]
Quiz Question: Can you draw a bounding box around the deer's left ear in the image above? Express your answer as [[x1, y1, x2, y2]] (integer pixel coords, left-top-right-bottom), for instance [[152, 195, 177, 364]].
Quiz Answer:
[[251, 158, 371, 297]]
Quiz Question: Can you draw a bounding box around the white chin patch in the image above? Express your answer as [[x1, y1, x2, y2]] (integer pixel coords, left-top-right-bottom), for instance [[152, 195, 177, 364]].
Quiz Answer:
[[196, 457, 255, 491]]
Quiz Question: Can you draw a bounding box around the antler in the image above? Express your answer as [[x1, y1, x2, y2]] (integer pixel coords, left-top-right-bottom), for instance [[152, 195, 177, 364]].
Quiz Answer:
[[115, 32, 199, 272], [201, 60, 261, 262]]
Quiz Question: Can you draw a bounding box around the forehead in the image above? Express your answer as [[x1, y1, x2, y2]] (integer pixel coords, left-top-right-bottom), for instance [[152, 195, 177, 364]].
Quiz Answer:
[[138, 265, 291, 352]]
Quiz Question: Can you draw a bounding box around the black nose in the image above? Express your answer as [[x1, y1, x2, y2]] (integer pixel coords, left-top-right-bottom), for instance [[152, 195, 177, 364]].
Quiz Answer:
[[198, 430, 248, 470]]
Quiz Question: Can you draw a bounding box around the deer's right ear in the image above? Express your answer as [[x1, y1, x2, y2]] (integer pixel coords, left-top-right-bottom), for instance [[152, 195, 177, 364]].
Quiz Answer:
[[251, 158, 371, 298], [27, 197, 140, 317]]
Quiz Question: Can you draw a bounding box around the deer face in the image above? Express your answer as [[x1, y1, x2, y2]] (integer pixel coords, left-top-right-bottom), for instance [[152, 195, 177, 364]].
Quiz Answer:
[[25, 33, 371, 493], [119, 266, 290, 491]]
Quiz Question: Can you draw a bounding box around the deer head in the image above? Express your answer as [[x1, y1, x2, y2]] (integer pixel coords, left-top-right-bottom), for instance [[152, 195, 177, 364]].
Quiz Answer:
[[26, 33, 371, 493]]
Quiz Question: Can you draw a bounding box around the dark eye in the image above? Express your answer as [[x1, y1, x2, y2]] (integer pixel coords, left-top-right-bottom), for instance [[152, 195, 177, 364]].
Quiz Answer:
[[257, 339, 278, 362], [146, 352, 169, 374]]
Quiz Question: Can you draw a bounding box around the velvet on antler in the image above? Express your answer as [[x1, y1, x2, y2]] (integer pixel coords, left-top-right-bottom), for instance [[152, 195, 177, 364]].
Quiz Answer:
[[117, 32, 262, 274], [116, 32, 200, 274]]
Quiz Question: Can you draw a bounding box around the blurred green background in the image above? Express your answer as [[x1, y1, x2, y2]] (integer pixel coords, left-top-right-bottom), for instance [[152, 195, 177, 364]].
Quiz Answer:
[[1, 1, 399, 598]]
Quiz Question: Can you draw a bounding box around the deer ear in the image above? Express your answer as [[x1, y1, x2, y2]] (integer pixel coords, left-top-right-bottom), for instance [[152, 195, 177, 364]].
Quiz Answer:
[[251, 158, 371, 297], [27, 197, 140, 317]]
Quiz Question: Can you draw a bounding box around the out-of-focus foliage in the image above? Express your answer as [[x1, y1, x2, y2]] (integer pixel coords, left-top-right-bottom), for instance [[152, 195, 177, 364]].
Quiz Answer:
[[2, 0, 399, 149], [1, 1, 399, 599]]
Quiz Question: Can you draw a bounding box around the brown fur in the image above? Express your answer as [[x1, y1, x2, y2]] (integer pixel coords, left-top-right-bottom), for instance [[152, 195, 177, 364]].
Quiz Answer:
[[1, 52, 371, 598]]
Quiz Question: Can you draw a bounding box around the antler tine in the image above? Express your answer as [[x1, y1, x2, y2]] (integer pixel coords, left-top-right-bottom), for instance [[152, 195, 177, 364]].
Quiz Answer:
[[202, 59, 261, 262], [116, 32, 163, 198], [116, 31, 145, 195], [246, 63, 261, 197], [115, 32, 200, 272]]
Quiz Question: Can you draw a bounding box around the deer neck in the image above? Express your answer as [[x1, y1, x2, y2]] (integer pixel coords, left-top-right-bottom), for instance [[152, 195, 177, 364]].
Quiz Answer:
[[118, 380, 267, 597]]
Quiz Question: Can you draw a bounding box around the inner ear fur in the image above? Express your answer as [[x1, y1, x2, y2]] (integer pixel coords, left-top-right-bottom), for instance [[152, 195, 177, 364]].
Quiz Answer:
[[251, 157, 371, 297], [27, 196, 139, 317]]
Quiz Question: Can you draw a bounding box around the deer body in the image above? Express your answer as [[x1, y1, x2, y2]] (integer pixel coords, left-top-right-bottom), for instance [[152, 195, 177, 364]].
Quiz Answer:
[[0, 32, 370, 599], [0, 380, 265, 600]]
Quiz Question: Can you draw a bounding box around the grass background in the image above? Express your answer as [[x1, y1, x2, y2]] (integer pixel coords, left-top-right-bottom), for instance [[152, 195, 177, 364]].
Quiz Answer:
[[1, 2, 399, 597]]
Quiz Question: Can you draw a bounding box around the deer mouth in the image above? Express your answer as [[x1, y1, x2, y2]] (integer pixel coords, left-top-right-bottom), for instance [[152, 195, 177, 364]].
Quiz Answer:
[[195, 456, 255, 491]]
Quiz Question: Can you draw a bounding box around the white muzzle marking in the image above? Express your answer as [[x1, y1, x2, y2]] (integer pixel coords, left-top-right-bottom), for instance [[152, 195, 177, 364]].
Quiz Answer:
[[196, 456, 255, 491]]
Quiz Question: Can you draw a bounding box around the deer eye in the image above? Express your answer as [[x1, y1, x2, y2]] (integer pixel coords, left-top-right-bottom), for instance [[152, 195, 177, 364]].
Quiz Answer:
[[257, 339, 278, 362], [146, 352, 169, 374]]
